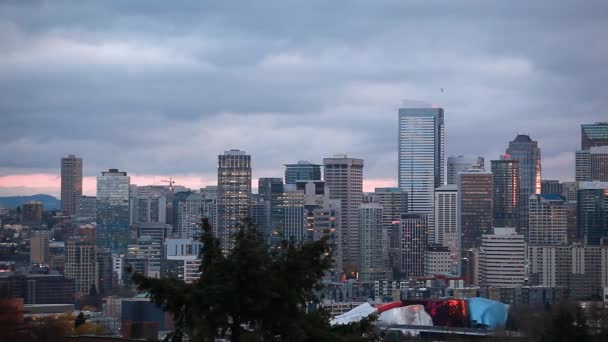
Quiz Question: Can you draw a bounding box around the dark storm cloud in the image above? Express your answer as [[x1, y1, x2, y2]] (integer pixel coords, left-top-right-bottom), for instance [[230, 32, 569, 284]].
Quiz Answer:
[[1, 0, 607, 190]]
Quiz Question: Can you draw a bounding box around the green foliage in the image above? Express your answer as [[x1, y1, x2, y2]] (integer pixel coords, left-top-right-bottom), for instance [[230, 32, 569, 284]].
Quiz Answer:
[[131, 218, 378, 342]]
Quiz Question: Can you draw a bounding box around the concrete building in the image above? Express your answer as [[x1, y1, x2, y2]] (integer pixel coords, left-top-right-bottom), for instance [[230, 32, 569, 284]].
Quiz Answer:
[[458, 170, 493, 249], [447, 156, 484, 185], [425, 245, 453, 276], [61, 154, 83, 216], [0, 273, 75, 304], [65, 239, 98, 297], [506, 134, 542, 233], [529, 194, 567, 246], [162, 238, 201, 283], [284, 161, 321, 184], [358, 203, 388, 281], [491, 155, 520, 229], [398, 108, 445, 244], [30, 231, 51, 264], [434, 185, 459, 274], [479, 228, 526, 288], [399, 213, 428, 280], [96, 169, 131, 254], [577, 182, 608, 245], [562, 182, 578, 203], [218, 150, 252, 251], [324, 154, 364, 273]]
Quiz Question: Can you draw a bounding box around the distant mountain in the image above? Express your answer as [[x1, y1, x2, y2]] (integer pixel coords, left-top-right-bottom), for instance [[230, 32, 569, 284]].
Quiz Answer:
[[0, 194, 61, 211]]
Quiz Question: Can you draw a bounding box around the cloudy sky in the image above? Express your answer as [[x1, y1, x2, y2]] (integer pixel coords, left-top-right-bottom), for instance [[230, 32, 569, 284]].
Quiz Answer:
[[1, 1, 606, 197]]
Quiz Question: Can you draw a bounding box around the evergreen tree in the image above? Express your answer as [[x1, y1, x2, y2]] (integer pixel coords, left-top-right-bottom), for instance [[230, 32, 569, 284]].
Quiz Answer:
[[131, 218, 378, 342]]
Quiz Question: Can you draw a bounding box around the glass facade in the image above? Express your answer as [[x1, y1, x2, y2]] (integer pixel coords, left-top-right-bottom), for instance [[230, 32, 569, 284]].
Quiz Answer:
[[505, 135, 541, 233], [581, 122, 608, 150], [457, 170, 493, 249], [398, 108, 444, 244], [284, 161, 322, 184], [446, 156, 484, 185], [96, 169, 131, 254], [577, 182, 608, 245], [491, 156, 520, 229]]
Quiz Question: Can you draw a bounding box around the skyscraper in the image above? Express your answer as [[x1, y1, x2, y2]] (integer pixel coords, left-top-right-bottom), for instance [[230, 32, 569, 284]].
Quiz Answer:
[[529, 194, 567, 246], [258, 178, 282, 236], [22, 201, 43, 228], [447, 156, 484, 185], [398, 108, 444, 243], [358, 203, 388, 281], [505, 134, 541, 232], [434, 184, 459, 275], [577, 182, 608, 245], [61, 154, 83, 216], [269, 183, 305, 243], [399, 213, 428, 279], [65, 238, 97, 296], [457, 169, 493, 249], [218, 150, 252, 251], [581, 122, 608, 150], [491, 155, 520, 229], [576, 147, 608, 182], [323, 154, 364, 273], [96, 169, 131, 254], [284, 161, 322, 184]]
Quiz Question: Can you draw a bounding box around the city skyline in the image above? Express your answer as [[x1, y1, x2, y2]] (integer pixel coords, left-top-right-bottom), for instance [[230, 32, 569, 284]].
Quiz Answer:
[[1, 1, 607, 197]]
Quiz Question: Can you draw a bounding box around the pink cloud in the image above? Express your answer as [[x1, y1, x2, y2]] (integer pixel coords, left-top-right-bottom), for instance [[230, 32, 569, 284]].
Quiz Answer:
[[0, 173, 398, 196]]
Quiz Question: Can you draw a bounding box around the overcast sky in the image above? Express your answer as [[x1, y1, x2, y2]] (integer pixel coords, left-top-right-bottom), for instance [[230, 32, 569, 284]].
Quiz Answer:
[[1, 1, 607, 197]]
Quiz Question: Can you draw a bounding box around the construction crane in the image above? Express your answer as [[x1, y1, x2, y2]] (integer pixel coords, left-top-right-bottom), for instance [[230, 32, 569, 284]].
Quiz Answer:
[[161, 177, 175, 192]]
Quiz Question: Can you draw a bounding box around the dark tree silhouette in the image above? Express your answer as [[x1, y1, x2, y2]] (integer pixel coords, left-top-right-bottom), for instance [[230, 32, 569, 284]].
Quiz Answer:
[[131, 218, 378, 341]]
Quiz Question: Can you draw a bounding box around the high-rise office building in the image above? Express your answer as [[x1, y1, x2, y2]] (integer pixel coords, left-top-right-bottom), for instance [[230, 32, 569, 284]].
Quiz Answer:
[[297, 180, 343, 276], [529, 194, 567, 246], [581, 122, 608, 150], [425, 245, 453, 276], [399, 213, 428, 279], [369, 187, 408, 276], [269, 184, 305, 243], [284, 161, 322, 184], [135, 194, 167, 225], [30, 231, 51, 264], [541, 180, 562, 195], [176, 193, 205, 239], [491, 155, 520, 229], [479, 227, 526, 288], [61, 154, 83, 216], [458, 170, 493, 249], [258, 178, 282, 236], [576, 147, 608, 182], [77, 195, 97, 223], [22, 201, 43, 227], [577, 182, 608, 245], [505, 134, 542, 232], [358, 203, 388, 281], [447, 156, 484, 185], [434, 184, 459, 275], [562, 182, 578, 203], [218, 150, 252, 251], [65, 239, 98, 296], [323, 154, 364, 273], [96, 169, 131, 254], [398, 108, 444, 244]]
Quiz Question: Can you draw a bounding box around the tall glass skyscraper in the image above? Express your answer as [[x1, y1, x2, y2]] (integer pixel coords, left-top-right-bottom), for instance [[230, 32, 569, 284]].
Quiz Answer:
[[284, 161, 322, 184], [577, 182, 608, 245], [96, 169, 131, 254], [505, 134, 541, 233], [491, 155, 520, 229], [218, 150, 252, 251], [398, 108, 445, 243]]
